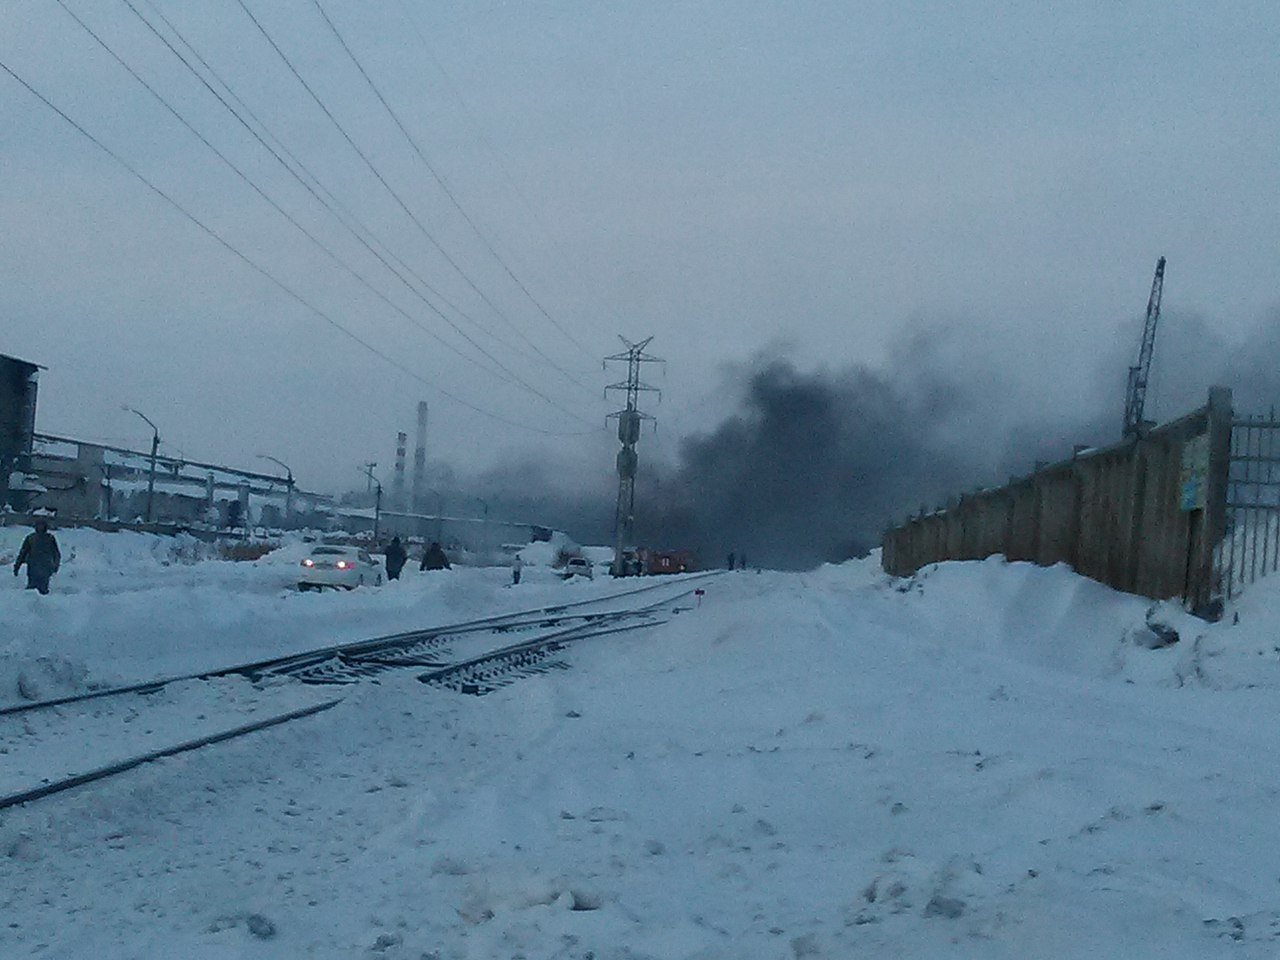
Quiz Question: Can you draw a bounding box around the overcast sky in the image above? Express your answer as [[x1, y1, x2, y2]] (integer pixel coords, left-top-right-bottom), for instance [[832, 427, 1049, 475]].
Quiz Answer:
[[2, 0, 1278, 498]]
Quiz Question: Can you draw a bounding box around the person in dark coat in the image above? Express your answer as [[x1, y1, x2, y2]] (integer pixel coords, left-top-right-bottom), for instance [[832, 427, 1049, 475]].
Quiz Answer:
[[384, 537, 408, 580], [419, 541, 451, 571], [13, 520, 61, 595]]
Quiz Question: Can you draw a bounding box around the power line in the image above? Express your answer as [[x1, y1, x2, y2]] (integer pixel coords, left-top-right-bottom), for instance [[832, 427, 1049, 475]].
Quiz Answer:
[[310, 0, 596, 371], [54, 0, 515, 394], [132, 0, 549, 372], [395, 0, 598, 363], [0, 54, 592, 437], [106, 0, 590, 421], [232, 0, 593, 397]]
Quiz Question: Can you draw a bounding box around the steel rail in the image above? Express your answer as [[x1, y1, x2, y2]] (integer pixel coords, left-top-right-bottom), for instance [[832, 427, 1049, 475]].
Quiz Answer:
[[0, 572, 723, 717], [0, 699, 341, 812], [418, 585, 701, 693]]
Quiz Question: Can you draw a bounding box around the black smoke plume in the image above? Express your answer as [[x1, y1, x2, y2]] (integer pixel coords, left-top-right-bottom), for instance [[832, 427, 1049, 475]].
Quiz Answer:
[[634, 357, 994, 569]]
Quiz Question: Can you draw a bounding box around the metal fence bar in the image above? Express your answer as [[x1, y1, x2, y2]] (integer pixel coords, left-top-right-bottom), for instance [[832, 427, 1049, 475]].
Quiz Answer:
[[1271, 414, 1279, 578], [1259, 419, 1269, 578], [1227, 422, 1239, 598], [1249, 417, 1259, 584], [1218, 415, 1280, 600]]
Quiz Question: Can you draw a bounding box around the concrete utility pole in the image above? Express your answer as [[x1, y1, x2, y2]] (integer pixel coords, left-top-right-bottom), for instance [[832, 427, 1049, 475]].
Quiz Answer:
[[362, 461, 377, 494], [604, 336, 663, 576], [123, 406, 160, 524], [360, 463, 383, 541]]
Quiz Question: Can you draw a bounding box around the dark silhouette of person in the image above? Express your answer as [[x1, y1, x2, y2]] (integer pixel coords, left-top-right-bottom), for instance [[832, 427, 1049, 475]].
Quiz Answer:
[[727, 551, 736, 571], [384, 537, 408, 580], [419, 541, 451, 571], [13, 520, 61, 595]]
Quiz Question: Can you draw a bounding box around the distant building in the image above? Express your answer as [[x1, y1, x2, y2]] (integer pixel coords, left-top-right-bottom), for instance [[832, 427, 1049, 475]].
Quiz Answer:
[[0, 353, 42, 511]]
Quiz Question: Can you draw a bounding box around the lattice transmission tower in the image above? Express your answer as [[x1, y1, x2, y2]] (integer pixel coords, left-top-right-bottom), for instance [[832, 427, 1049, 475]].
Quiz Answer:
[[605, 336, 663, 575]]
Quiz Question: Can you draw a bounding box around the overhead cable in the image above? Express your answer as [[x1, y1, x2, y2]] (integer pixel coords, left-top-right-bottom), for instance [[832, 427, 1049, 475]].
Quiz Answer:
[[395, 0, 599, 363], [0, 55, 593, 437], [108, 0, 590, 421], [56, 0, 519, 392], [233, 0, 595, 397], [311, 0, 597, 371], [132, 0, 547, 369]]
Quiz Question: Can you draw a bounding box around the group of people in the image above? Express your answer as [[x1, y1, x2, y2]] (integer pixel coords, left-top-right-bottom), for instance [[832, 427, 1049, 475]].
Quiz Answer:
[[12, 524, 519, 595], [381, 537, 451, 580], [383, 535, 526, 586]]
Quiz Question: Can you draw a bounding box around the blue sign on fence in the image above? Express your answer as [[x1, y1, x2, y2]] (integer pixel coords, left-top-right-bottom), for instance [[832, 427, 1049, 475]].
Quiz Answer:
[[1180, 435, 1209, 511]]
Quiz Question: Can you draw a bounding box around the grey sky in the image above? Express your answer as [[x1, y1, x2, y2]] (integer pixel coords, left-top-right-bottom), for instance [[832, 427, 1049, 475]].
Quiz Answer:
[[2, 0, 1278, 497]]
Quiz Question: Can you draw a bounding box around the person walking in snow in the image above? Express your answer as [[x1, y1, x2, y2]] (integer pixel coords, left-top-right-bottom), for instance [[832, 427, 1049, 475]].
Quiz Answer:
[[511, 553, 523, 586], [419, 541, 451, 571], [384, 536, 408, 580], [13, 520, 61, 595]]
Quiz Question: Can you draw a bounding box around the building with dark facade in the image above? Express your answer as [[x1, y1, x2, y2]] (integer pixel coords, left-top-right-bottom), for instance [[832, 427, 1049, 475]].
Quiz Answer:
[[0, 353, 41, 511]]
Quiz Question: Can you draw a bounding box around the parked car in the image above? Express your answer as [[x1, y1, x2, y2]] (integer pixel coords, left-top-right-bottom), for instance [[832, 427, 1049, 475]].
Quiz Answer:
[[298, 546, 383, 591], [561, 556, 594, 580]]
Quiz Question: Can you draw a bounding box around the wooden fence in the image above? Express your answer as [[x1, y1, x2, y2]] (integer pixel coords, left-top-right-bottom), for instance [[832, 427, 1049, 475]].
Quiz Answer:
[[882, 388, 1233, 615]]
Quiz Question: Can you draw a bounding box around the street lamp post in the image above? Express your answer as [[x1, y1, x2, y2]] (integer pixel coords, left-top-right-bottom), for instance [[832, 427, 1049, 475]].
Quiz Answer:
[[123, 406, 160, 524], [257, 454, 294, 521]]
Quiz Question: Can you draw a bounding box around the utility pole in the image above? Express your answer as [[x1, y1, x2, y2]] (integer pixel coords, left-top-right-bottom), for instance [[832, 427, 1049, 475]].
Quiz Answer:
[[362, 461, 377, 495], [123, 406, 160, 524], [360, 463, 383, 541], [605, 336, 663, 576]]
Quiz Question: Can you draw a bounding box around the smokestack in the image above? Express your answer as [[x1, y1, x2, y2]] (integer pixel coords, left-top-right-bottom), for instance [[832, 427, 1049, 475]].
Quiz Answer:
[[412, 401, 428, 511], [392, 431, 407, 510]]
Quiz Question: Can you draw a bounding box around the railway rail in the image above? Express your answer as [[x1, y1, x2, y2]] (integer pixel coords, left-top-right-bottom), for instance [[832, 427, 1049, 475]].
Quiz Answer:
[[0, 573, 718, 811]]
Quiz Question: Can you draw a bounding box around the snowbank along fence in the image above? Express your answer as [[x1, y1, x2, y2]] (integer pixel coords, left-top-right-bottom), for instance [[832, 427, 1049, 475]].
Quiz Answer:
[[882, 388, 1233, 613]]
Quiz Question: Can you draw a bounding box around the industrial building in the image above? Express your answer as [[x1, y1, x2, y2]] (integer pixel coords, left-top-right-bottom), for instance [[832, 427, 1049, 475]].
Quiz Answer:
[[0, 353, 42, 513]]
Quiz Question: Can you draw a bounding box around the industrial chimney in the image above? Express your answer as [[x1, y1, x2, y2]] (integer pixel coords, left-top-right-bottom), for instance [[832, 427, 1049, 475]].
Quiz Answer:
[[411, 401, 428, 511], [392, 431, 407, 511]]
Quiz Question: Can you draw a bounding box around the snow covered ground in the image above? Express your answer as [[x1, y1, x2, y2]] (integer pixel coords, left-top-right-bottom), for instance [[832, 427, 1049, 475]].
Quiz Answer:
[[4, 530, 1280, 957]]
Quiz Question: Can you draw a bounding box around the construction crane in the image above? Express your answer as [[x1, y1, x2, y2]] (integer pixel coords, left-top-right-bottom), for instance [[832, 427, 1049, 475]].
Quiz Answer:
[[1122, 256, 1167, 439]]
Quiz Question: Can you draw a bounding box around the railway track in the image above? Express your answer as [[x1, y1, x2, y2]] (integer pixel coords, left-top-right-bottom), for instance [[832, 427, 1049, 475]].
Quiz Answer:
[[0, 574, 717, 811], [1, 571, 716, 718]]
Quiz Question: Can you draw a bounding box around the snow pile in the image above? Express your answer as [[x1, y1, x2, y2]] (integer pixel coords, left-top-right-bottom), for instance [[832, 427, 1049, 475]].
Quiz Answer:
[[517, 530, 581, 568], [4, 551, 1280, 957]]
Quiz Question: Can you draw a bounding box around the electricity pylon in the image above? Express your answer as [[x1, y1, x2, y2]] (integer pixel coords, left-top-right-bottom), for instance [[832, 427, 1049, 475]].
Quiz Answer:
[[605, 336, 663, 575]]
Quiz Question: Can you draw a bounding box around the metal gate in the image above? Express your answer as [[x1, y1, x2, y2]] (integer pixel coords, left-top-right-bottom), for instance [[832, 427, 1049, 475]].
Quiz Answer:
[[1219, 413, 1280, 599]]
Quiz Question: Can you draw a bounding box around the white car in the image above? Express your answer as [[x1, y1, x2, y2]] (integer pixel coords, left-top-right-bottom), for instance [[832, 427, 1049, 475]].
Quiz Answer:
[[561, 556, 594, 580], [298, 546, 383, 591]]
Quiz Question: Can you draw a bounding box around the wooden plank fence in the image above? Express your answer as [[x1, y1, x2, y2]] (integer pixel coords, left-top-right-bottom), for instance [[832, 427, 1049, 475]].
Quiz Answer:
[[882, 388, 1233, 616]]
